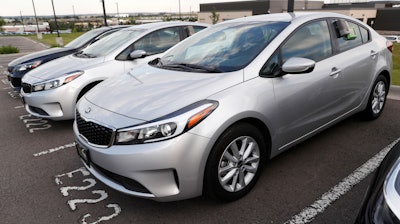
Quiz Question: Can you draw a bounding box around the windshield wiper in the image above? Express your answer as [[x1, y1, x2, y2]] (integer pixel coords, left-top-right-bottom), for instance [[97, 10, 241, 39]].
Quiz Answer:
[[74, 51, 96, 58], [178, 63, 223, 73], [160, 63, 222, 73]]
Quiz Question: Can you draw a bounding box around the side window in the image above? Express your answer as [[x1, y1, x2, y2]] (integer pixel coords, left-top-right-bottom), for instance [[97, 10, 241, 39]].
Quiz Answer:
[[193, 26, 207, 33], [134, 27, 181, 55], [260, 53, 280, 77], [359, 26, 370, 43], [337, 21, 363, 52], [282, 20, 332, 63], [184, 26, 207, 38]]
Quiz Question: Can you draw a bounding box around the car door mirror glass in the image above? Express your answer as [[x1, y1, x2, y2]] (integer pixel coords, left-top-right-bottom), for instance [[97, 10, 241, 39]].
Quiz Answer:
[[282, 57, 315, 74], [130, 50, 147, 59]]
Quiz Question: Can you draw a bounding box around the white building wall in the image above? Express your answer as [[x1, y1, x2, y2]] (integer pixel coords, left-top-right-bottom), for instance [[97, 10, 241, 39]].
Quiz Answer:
[[198, 11, 252, 24]]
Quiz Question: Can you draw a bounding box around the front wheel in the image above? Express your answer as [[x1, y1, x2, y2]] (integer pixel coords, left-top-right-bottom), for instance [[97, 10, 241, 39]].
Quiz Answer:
[[204, 123, 266, 202], [363, 75, 388, 120]]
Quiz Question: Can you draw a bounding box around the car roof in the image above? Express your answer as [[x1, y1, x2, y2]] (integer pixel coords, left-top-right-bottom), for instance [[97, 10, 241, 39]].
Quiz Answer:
[[222, 12, 352, 24]]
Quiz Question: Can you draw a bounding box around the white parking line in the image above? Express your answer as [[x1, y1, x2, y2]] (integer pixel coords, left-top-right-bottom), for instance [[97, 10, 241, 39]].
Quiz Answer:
[[284, 137, 400, 224], [33, 142, 76, 157]]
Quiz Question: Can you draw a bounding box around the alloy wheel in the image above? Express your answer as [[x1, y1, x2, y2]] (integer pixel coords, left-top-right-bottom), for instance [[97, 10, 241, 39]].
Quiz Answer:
[[218, 136, 260, 192], [371, 80, 386, 115]]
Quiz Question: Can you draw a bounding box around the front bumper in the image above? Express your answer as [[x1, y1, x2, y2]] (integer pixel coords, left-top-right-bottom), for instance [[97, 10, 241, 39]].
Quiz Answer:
[[21, 84, 77, 120], [73, 121, 212, 202]]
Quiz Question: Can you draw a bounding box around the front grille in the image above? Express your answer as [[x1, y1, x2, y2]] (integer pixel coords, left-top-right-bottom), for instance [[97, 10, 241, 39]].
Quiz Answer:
[[76, 111, 114, 146], [21, 82, 32, 93], [10, 77, 22, 88], [92, 162, 151, 194], [8, 66, 13, 73]]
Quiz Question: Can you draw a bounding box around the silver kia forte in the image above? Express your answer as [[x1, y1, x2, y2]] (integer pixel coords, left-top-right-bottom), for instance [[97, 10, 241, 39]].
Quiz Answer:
[[74, 12, 393, 202], [20, 22, 208, 120]]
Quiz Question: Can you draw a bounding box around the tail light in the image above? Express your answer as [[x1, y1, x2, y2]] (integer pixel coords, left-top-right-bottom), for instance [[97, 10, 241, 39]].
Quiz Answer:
[[387, 40, 393, 53]]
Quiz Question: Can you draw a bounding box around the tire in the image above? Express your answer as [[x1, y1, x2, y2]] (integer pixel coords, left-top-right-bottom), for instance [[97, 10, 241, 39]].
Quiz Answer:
[[363, 75, 388, 120], [204, 122, 266, 202]]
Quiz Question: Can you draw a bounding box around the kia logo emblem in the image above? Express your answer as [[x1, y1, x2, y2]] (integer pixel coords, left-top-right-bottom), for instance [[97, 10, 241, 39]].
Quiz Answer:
[[85, 107, 91, 114]]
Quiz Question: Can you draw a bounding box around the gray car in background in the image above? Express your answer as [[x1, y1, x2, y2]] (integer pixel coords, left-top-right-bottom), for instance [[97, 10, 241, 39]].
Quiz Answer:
[[21, 22, 208, 120], [74, 12, 392, 202], [7, 26, 128, 90]]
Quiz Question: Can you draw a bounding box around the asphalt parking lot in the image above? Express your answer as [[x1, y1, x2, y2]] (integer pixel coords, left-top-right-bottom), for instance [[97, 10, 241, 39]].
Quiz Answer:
[[1, 36, 400, 224]]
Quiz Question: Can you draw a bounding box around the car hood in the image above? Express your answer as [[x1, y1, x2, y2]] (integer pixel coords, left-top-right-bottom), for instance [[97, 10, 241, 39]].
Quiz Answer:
[[8, 47, 75, 67], [84, 64, 243, 122], [23, 54, 105, 82]]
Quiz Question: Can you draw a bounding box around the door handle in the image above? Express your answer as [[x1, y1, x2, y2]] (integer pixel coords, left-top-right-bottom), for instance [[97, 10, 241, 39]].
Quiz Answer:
[[330, 67, 341, 78], [370, 50, 378, 59]]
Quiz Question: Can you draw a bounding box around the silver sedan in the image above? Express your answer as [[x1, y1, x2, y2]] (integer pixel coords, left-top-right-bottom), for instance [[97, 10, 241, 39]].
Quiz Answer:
[[74, 12, 392, 202], [20, 22, 208, 120]]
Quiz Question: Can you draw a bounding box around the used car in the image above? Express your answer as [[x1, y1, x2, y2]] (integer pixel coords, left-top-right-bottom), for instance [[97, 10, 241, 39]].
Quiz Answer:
[[7, 26, 128, 91], [383, 35, 400, 43], [355, 140, 400, 223], [74, 12, 392, 202], [21, 22, 208, 120]]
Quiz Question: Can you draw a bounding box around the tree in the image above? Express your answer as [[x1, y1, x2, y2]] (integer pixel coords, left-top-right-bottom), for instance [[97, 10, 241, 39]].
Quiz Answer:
[[0, 17, 6, 31], [209, 7, 220, 24]]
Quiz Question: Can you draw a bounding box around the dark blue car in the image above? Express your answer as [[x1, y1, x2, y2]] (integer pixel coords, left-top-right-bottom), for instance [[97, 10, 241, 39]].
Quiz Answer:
[[7, 25, 129, 91], [355, 140, 400, 223]]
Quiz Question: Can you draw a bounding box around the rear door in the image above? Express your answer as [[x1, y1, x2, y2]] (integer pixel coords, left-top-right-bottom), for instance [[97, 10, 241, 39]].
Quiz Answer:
[[327, 19, 378, 110]]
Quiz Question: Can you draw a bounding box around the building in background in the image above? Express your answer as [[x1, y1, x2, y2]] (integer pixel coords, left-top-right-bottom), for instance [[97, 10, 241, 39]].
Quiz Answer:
[[198, 0, 324, 24], [2, 22, 50, 34], [198, 0, 400, 33]]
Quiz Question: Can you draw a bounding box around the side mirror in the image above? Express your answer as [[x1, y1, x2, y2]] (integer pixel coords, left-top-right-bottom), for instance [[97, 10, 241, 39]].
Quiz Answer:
[[282, 57, 316, 74], [130, 50, 147, 59]]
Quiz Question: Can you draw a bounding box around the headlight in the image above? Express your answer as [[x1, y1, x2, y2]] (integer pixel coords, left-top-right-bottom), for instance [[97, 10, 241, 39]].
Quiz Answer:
[[14, 61, 42, 72], [115, 100, 218, 145], [32, 70, 84, 92]]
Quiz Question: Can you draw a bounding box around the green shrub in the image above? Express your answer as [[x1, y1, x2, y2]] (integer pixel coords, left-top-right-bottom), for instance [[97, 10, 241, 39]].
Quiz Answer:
[[0, 45, 20, 54]]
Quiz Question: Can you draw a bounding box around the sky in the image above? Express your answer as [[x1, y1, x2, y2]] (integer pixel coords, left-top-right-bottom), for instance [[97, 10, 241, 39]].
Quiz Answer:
[[0, 0, 250, 17], [1, 0, 395, 17]]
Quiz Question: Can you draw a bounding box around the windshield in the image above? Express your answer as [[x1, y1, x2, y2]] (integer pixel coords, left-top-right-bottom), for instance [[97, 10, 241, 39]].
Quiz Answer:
[[65, 28, 109, 48], [79, 29, 144, 58], [157, 21, 289, 73]]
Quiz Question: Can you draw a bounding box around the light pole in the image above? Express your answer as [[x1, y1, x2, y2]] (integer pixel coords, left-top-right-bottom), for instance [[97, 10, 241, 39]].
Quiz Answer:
[[101, 0, 108, 26], [116, 2, 120, 25], [51, 0, 63, 46], [178, 0, 181, 20], [31, 0, 40, 34], [288, 0, 294, 12], [51, 0, 60, 37], [19, 11, 25, 32], [72, 5, 76, 20]]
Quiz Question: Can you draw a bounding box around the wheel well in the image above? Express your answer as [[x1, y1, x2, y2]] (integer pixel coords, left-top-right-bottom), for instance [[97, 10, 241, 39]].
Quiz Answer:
[[380, 70, 391, 88], [233, 118, 272, 159], [77, 81, 102, 102]]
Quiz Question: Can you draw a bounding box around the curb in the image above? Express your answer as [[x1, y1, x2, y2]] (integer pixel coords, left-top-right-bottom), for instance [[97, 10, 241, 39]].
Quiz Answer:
[[389, 85, 400, 100]]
